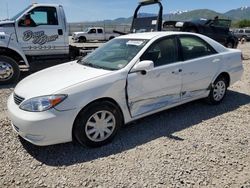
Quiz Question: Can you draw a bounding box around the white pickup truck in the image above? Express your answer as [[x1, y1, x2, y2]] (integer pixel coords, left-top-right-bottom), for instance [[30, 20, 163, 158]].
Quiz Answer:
[[72, 27, 119, 43], [0, 3, 94, 85]]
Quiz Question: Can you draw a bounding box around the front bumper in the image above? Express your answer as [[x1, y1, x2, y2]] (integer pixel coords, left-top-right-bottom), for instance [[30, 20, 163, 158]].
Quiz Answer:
[[7, 94, 78, 146], [72, 36, 79, 42]]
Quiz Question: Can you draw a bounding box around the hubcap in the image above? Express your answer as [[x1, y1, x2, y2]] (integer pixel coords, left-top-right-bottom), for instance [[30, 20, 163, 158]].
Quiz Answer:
[[0, 61, 14, 81], [85, 110, 116, 142], [213, 81, 226, 101]]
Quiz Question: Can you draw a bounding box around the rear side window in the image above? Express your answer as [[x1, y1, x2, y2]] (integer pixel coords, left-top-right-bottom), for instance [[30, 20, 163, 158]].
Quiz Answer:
[[245, 30, 250, 34], [97, 29, 103, 33], [179, 36, 216, 61]]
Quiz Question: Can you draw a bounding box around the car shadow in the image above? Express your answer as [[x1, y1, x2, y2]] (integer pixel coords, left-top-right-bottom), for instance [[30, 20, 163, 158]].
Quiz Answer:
[[20, 90, 250, 166]]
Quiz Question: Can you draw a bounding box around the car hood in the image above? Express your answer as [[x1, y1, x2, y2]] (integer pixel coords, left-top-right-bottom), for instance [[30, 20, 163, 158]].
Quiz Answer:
[[0, 20, 15, 27], [73, 32, 86, 35], [14, 61, 112, 99]]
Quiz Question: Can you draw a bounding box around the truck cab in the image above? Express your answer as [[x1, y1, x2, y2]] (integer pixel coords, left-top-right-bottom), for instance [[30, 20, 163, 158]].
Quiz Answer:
[[72, 27, 118, 43], [0, 3, 70, 84]]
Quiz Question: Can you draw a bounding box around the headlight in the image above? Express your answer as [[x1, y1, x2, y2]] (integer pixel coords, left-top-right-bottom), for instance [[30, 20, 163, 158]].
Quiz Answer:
[[20, 95, 67, 112]]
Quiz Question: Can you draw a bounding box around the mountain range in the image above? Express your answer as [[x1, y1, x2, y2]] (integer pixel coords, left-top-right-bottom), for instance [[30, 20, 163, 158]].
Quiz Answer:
[[85, 6, 250, 25]]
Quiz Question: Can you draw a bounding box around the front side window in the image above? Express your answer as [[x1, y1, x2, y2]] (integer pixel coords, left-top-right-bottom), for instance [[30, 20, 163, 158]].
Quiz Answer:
[[180, 36, 216, 61], [89, 29, 96, 34], [141, 37, 178, 67], [19, 7, 58, 27], [78, 38, 148, 70]]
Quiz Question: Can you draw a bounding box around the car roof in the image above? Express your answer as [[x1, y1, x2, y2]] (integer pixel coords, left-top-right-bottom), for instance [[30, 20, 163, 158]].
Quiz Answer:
[[118, 31, 186, 40], [118, 31, 228, 53]]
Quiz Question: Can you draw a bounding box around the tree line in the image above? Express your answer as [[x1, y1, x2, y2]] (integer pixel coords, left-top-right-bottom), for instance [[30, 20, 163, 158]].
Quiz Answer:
[[232, 20, 250, 28]]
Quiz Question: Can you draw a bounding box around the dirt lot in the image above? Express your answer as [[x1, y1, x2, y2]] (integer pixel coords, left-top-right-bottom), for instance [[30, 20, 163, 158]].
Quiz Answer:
[[0, 43, 250, 188]]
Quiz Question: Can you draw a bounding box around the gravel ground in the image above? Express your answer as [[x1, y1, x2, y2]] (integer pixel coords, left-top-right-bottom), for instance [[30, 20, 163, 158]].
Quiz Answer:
[[0, 43, 250, 188]]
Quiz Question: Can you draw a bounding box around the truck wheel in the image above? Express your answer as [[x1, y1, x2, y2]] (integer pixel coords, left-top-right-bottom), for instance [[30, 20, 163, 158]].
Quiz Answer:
[[79, 37, 86, 43], [73, 101, 123, 147], [241, 36, 247, 41], [226, 41, 234, 48], [185, 27, 197, 33], [0, 56, 20, 85]]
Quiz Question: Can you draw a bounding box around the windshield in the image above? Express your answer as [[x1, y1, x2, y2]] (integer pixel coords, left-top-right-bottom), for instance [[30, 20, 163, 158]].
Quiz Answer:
[[11, 5, 32, 20], [83, 28, 89, 32], [78, 38, 148, 70], [191, 19, 208, 25]]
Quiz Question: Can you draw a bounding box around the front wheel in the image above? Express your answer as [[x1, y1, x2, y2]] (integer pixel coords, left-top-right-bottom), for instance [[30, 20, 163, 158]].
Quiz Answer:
[[73, 101, 123, 147], [226, 41, 234, 48], [206, 76, 228, 104], [79, 37, 87, 43], [0, 56, 20, 85]]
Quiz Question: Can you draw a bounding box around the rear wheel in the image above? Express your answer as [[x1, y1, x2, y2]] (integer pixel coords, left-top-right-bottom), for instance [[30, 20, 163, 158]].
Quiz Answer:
[[206, 76, 228, 104], [73, 101, 123, 147], [0, 56, 20, 85]]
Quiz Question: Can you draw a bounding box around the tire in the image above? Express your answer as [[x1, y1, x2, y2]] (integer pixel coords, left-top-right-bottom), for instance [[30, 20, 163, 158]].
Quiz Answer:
[[185, 27, 197, 33], [226, 41, 234, 48], [206, 76, 228, 104], [0, 55, 20, 85], [79, 36, 87, 43], [241, 36, 247, 42], [73, 101, 123, 147]]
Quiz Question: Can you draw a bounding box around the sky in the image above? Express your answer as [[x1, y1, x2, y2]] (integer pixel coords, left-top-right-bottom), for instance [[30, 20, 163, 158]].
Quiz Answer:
[[0, 0, 249, 22]]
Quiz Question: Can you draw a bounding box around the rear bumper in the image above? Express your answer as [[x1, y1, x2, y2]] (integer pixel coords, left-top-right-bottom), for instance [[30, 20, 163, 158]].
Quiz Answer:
[[229, 65, 244, 86]]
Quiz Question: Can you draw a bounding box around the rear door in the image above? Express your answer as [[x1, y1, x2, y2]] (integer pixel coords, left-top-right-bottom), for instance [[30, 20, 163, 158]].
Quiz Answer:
[[16, 6, 67, 56], [97, 28, 104, 40], [178, 35, 220, 100], [127, 36, 182, 117]]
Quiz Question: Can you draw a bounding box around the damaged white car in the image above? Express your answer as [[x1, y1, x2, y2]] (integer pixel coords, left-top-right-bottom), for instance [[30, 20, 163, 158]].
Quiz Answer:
[[8, 32, 243, 147]]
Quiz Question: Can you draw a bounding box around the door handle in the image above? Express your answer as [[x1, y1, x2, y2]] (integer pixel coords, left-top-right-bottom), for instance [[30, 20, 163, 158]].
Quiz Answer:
[[212, 59, 220, 63], [58, 29, 63, 35], [172, 69, 182, 74]]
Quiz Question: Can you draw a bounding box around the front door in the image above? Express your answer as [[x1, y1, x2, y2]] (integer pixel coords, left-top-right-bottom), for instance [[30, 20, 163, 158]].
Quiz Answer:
[[16, 6, 67, 56], [127, 37, 182, 117]]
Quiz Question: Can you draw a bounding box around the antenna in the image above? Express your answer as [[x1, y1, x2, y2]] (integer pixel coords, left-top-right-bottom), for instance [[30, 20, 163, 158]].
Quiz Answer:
[[6, 3, 9, 19]]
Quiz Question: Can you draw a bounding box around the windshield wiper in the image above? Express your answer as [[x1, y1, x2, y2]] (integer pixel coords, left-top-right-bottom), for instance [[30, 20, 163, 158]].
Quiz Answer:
[[79, 60, 117, 71], [83, 62, 105, 70]]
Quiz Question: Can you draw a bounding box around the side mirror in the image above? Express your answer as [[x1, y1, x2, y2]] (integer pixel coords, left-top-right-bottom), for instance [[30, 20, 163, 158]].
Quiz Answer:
[[131, 60, 154, 75]]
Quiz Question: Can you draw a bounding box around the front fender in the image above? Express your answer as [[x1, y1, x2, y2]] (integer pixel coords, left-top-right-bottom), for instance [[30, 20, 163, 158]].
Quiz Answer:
[[0, 33, 29, 67]]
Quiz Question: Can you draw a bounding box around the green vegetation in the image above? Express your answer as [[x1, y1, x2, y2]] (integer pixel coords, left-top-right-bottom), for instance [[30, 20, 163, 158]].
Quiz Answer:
[[232, 20, 250, 28]]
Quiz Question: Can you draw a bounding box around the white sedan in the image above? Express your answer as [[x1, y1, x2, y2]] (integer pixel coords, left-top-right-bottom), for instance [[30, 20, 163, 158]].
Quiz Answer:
[[8, 32, 243, 147]]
